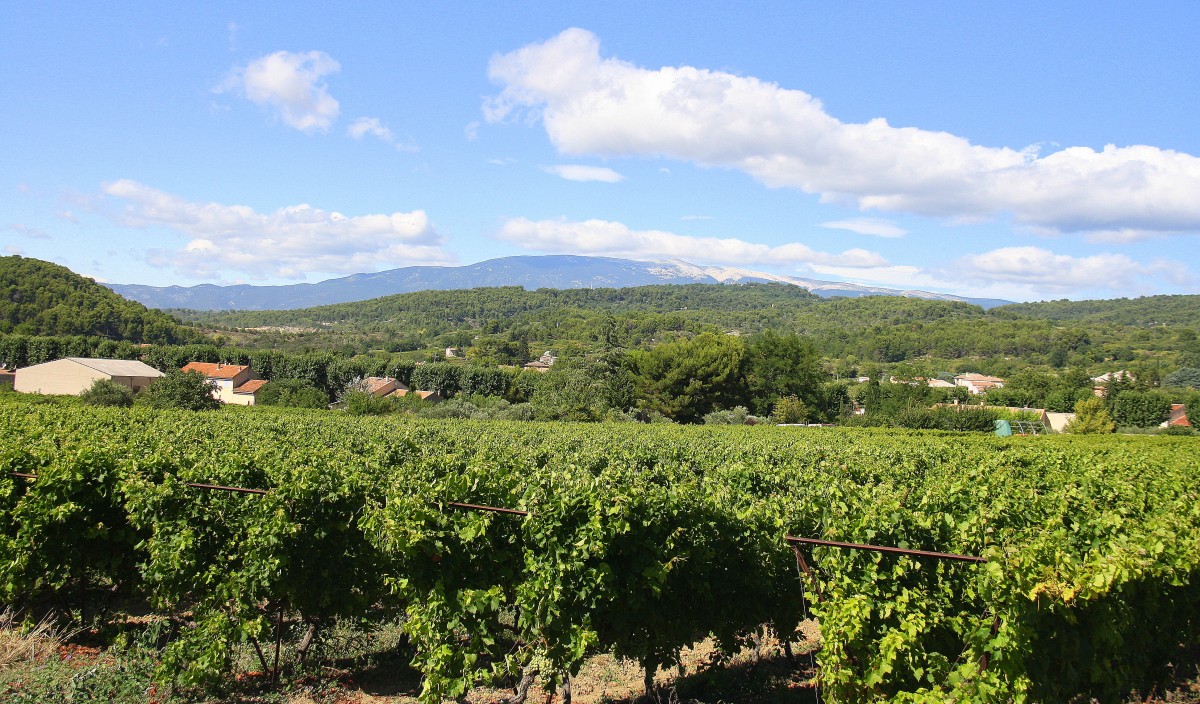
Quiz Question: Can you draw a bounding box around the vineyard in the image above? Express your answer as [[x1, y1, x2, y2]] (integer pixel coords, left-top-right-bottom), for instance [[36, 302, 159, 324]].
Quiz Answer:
[[1, 396, 1198, 702]]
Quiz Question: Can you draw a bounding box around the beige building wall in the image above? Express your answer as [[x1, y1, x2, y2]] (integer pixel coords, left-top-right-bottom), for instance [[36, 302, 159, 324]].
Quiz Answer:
[[207, 378, 253, 405], [15, 359, 106, 395], [125, 376, 158, 393]]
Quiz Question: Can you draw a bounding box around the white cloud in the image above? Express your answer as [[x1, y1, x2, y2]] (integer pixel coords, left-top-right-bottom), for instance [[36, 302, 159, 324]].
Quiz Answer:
[[348, 117, 392, 141], [55, 210, 78, 224], [464, 121, 480, 141], [498, 216, 886, 268], [542, 164, 624, 182], [347, 117, 417, 151], [955, 246, 1189, 291], [821, 218, 907, 238], [102, 179, 452, 280], [218, 50, 341, 133], [3, 246, 23, 256], [812, 246, 1191, 299], [6, 223, 51, 240], [487, 29, 1200, 239]]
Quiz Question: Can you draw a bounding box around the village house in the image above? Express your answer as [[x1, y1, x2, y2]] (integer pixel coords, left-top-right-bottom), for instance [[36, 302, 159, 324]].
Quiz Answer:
[[1162, 404, 1191, 429], [523, 351, 558, 372], [953, 373, 1006, 395], [180, 362, 266, 406], [390, 388, 443, 403], [14, 357, 163, 396], [361, 376, 408, 397], [1091, 370, 1134, 397]]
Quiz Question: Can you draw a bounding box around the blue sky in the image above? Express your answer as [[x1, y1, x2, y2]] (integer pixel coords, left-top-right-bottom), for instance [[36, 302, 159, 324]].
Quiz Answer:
[[3, 2, 1198, 301]]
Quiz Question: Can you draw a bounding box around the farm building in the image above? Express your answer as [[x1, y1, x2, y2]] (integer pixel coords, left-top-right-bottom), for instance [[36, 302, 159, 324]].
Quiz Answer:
[[1162, 404, 1191, 428], [14, 357, 163, 395], [180, 362, 266, 406], [390, 388, 443, 403], [1045, 412, 1076, 433], [362, 376, 408, 397], [953, 373, 1006, 395]]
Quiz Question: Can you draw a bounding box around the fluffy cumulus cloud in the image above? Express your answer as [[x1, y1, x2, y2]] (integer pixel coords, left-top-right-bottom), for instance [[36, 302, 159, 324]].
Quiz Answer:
[[102, 180, 451, 279], [219, 50, 341, 132], [487, 29, 1200, 239], [498, 217, 886, 268], [542, 164, 624, 182]]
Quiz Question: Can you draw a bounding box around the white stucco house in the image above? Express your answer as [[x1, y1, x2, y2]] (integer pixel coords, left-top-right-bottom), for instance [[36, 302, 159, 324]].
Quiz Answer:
[[180, 362, 266, 406], [953, 373, 1006, 395]]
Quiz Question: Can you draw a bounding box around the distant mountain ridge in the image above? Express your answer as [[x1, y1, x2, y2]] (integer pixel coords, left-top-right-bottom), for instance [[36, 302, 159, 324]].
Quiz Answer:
[[108, 255, 1012, 310]]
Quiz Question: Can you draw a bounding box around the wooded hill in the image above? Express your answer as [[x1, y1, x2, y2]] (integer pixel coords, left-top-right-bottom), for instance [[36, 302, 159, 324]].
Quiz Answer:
[[995, 295, 1200, 328], [3, 255, 1197, 383], [0, 256, 197, 344], [173, 283, 1199, 377]]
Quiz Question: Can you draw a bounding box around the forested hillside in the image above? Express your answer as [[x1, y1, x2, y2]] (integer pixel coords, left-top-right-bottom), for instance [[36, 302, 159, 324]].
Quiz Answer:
[[173, 283, 1199, 377], [3, 258, 1197, 420], [996, 295, 1200, 328], [0, 256, 197, 344]]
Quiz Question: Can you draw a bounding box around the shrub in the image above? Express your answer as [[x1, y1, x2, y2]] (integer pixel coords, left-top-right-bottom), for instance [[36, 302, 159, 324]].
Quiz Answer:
[[703, 406, 759, 425], [135, 370, 220, 411], [343, 390, 397, 416], [79, 378, 134, 407], [771, 395, 809, 424], [256, 378, 329, 409], [1064, 396, 1115, 434], [1110, 390, 1173, 428], [1163, 367, 1200, 389]]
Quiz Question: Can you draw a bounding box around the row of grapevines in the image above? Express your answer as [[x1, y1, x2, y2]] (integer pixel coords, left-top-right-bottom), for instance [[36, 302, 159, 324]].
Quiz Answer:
[[1, 396, 1198, 701]]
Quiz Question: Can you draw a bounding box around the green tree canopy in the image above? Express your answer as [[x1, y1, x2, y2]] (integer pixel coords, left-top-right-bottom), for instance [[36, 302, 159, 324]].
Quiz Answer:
[[136, 370, 221, 411], [1064, 396, 1115, 434], [629, 332, 746, 423], [79, 378, 134, 407], [1164, 367, 1200, 389], [0, 255, 197, 343], [742, 330, 823, 417], [256, 378, 329, 409]]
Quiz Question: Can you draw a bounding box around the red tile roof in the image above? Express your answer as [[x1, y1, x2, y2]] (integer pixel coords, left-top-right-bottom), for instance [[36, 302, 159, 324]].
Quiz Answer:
[[182, 362, 250, 380], [234, 379, 268, 395], [391, 388, 441, 401], [363, 377, 402, 395]]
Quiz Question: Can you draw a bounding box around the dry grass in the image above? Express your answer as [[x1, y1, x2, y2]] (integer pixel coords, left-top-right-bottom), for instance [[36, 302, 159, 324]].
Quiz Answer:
[[315, 621, 822, 704], [0, 609, 78, 668]]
